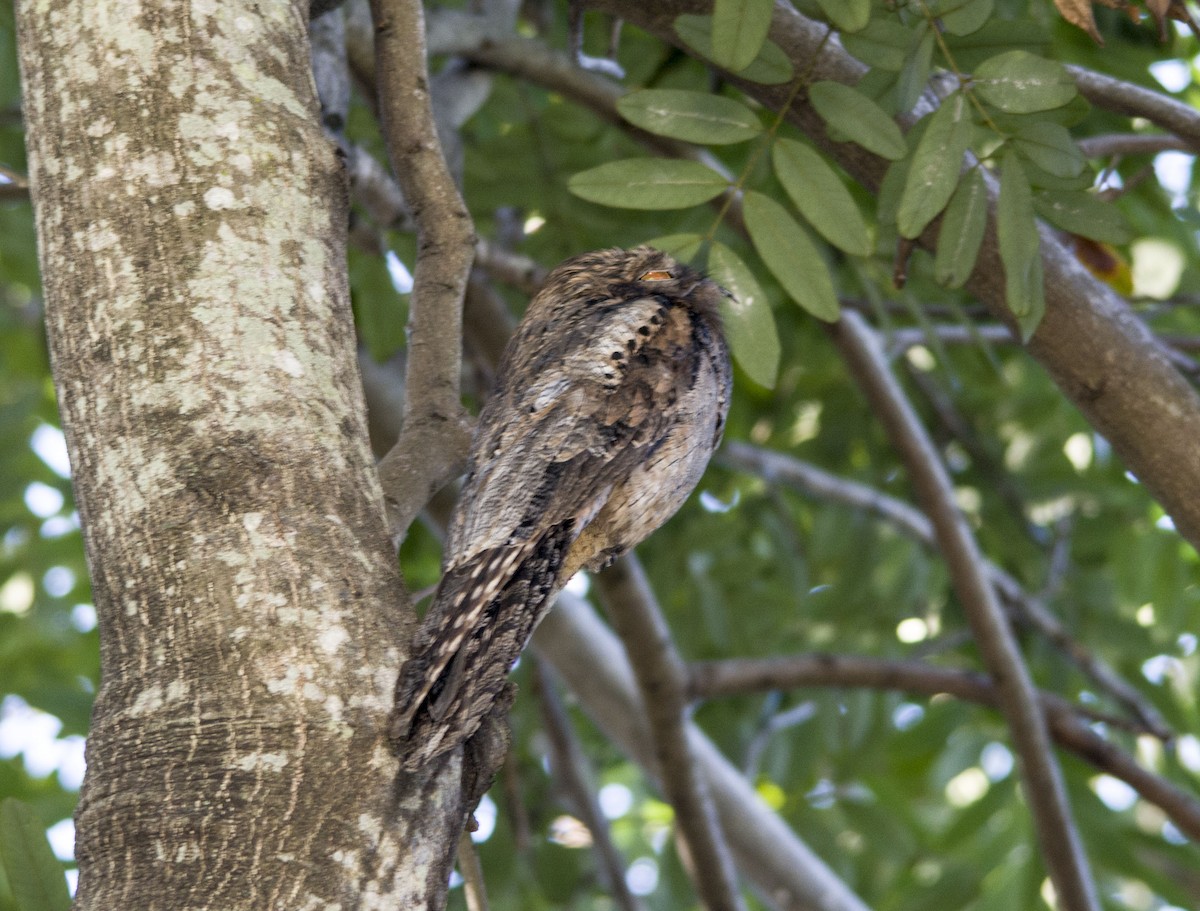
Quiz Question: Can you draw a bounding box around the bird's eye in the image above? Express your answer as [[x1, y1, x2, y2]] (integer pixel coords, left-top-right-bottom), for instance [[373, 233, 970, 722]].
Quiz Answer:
[[638, 270, 673, 282]]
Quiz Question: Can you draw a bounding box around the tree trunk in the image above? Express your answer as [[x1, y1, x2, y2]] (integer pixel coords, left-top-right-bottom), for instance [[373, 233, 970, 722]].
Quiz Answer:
[[15, 1, 457, 907]]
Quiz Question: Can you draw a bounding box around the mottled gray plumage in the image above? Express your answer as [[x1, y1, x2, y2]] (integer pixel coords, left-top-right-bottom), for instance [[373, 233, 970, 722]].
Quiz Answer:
[[390, 246, 732, 769]]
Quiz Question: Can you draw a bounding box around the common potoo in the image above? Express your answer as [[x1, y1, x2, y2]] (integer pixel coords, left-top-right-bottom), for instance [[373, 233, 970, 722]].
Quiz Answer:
[[391, 246, 732, 769]]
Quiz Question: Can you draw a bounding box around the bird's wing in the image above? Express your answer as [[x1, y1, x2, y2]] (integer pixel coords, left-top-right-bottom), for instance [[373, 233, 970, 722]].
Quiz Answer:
[[390, 291, 702, 756], [447, 289, 695, 563]]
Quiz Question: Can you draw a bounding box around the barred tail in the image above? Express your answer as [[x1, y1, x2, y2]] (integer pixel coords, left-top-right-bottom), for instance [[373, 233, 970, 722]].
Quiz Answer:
[[389, 521, 575, 769]]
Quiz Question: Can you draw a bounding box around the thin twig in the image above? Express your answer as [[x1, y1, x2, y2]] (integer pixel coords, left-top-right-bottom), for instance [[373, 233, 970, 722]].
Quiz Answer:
[[902, 361, 1039, 540], [458, 829, 490, 911], [472, 240, 547, 296], [534, 660, 646, 911], [452, 33, 745, 233], [1068, 65, 1200, 152], [741, 701, 817, 779], [690, 653, 1200, 841], [532, 593, 873, 911], [718, 440, 1172, 738], [691, 655, 1139, 738], [597, 558, 746, 911], [1076, 132, 1191, 158], [345, 144, 412, 231], [370, 0, 475, 541], [884, 323, 1014, 354], [831, 311, 1100, 911]]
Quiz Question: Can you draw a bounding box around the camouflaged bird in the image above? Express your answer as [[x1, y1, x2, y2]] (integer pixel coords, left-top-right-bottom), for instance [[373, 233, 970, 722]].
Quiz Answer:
[[390, 246, 732, 769]]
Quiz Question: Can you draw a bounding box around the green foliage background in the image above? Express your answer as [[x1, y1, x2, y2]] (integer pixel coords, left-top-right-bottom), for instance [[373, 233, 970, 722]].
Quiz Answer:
[[2, 1, 1200, 909]]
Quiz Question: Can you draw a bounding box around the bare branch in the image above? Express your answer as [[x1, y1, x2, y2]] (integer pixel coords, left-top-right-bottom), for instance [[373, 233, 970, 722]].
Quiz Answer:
[[472, 240, 547, 296], [533, 593, 874, 911], [884, 323, 1014, 354], [690, 653, 1200, 841], [535, 660, 647, 911], [370, 0, 475, 540], [346, 144, 412, 231], [831, 311, 1099, 911], [1068, 66, 1200, 152], [597, 558, 745, 911], [1077, 132, 1192, 158], [718, 440, 1172, 739], [691, 655, 1133, 735], [458, 830, 490, 911]]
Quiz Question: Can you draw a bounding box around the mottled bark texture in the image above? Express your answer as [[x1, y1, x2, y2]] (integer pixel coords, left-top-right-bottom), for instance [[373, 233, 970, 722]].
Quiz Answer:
[[15, 1, 448, 908]]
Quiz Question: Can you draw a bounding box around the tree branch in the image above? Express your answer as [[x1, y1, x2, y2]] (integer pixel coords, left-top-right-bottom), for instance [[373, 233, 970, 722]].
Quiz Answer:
[[690, 653, 1133, 731], [690, 653, 1200, 842], [1076, 132, 1191, 158], [718, 441, 1170, 739], [533, 593, 874, 911], [1067, 65, 1200, 152], [592, 0, 1200, 554], [831, 311, 1099, 911], [534, 660, 647, 911], [370, 0, 475, 540], [597, 558, 745, 911]]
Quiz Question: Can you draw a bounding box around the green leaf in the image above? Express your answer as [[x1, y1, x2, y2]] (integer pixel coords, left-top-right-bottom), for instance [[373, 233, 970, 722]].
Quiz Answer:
[[814, 0, 870, 32], [646, 233, 705, 263], [983, 93, 1091, 132], [673, 15, 794, 84], [897, 93, 972, 238], [568, 159, 728, 209], [895, 24, 934, 113], [973, 51, 1076, 114], [1011, 121, 1084, 178], [934, 167, 988, 288], [743, 191, 840, 322], [643, 236, 779, 386], [809, 82, 907, 159], [1033, 190, 1132, 245], [0, 799, 71, 911], [937, 0, 993, 36], [772, 139, 871, 256], [997, 152, 1044, 339], [877, 154, 913, 229], [708, 242, 780, 388], [711, 0, 774, 72], [941, 20, 1049, 70], [841, 19, 916, 71], [617, 90, 762, 145]]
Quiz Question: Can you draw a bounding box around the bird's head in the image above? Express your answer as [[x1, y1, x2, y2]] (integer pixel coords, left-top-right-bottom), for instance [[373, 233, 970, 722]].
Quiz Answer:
[[536, 245, 728, 322]]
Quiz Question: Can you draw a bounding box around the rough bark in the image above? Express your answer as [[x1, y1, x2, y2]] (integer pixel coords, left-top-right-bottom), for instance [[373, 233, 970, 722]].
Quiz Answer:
[[15, 1, 427, 907]]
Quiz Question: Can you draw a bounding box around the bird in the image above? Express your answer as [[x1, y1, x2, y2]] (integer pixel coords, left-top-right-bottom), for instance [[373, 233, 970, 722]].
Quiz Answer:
[[390, 245, 732, 769]]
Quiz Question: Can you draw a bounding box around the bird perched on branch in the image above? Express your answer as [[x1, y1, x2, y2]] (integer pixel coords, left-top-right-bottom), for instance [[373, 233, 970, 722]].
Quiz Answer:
[[390, 245, 732, 769]]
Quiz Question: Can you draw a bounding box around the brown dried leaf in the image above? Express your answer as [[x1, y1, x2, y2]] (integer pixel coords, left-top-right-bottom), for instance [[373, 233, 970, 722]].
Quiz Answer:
[[1054, 0, 1104, 42], [1147, 0, 1171, 38], [1163, 0, 1200, 41]]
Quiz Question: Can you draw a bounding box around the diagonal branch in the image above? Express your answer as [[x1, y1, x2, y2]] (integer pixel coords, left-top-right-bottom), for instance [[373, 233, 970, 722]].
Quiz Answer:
[[370, 0, 475, 540], [715, 444, 1166, 739], [831, 311, 1099, 911], [534, 659, 647, 911], [689, 653, 1200, 841], [718, 441, 1170, 738], [597, 558, 745, 911], [533, 592, 874, 911], [1067, 65, 1200, 152], [690, 654, 1135, 732]]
